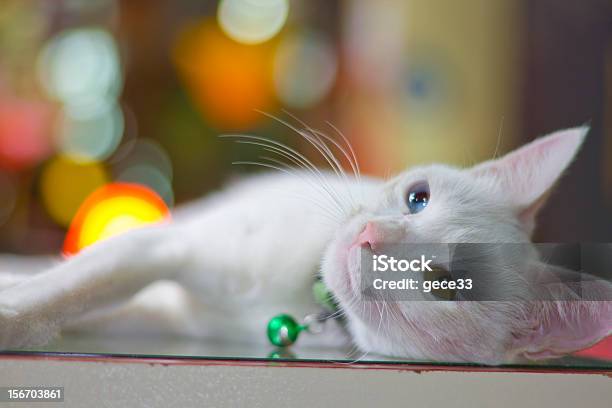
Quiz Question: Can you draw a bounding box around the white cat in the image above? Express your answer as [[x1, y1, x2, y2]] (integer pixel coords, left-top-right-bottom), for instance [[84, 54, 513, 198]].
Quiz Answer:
[[0, 125, 610, 364]]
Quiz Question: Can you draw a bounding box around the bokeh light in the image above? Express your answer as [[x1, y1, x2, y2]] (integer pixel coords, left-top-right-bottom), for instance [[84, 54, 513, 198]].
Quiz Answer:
[[63, 0, 117, 15], [174, 19, 277, 129], [112, 139, 173, 182], [273, 31, 337, 109], [0, 98, 53, 171], [218, 0, 289, 45], [111, 138, 174, 205], [57, 102, 124, 162], [63, 183, 170, 256], [40, 156, 109, 226], [117, 165, 174, 207], [37, 27, 122, 117]]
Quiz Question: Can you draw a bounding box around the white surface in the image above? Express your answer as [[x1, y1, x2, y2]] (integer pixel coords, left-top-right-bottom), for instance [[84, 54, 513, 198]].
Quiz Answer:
[[1, 357, 612, 408]]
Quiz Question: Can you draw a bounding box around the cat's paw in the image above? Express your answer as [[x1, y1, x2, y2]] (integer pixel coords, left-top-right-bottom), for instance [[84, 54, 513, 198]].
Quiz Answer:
[[0, 303, 60, 350]]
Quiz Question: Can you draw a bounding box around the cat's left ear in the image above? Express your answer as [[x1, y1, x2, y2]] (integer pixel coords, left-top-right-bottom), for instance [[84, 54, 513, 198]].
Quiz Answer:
[[510, 262, 612, 360], [471, 126, 589, 234]]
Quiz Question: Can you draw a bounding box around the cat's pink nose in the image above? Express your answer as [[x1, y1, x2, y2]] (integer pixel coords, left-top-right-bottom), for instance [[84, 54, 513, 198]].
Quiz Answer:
[[355, 222, 382, 251]]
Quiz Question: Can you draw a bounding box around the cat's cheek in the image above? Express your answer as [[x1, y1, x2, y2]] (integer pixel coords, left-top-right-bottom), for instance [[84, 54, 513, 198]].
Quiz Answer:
[[321, 220, 369, 302], [321, 244, 353, 302]]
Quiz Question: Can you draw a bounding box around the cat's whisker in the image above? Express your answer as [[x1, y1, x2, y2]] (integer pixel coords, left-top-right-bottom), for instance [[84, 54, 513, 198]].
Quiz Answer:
[[256, 142, 344, 214], [347, 350, 372, 364], [387, 302, 424, 345], [340, 308, 364, 360], [255, 111, 356, 214], [248, 139, 348, 216], [350, 298, 369, 356], [279, 110, 358, 208], [384, 302, 392, 344], [222, 135, 320, 177], [221, 135, 349, 217], [259, 156, 344, 222], [325, 120, 362, 183], [492, 115, 505, 160], [231, 158, 345, 221], [300, 129, 354, 202], [342, 346, 371, 364], [340, 301, 388, 364], [221, 112, 363, 220], [324, 120, 365, 203], [374, 300, 385, 338], [279, 111, 347, 175], [383, 166, 392, 182], [307, 128, 361, 207]]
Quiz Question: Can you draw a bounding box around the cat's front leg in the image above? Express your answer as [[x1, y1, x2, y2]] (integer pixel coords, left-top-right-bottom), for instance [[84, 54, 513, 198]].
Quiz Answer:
[[0, 255, 59, 291], [0, 224, 190, 349], [0, 255, 58, 275]]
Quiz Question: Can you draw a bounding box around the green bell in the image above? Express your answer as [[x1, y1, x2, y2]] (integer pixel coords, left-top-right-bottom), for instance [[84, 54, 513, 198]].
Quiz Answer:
[[266, 314, 304, 347]]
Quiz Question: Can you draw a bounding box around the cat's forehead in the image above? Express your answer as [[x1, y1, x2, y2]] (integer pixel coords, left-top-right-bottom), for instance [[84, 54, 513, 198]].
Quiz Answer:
[[389, 164, 477, 193], [372, 163, 525, 246], [383, 163, 502, 214]]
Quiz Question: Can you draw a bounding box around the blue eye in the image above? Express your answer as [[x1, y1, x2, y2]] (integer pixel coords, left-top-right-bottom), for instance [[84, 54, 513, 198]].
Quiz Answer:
[[406, 182, 430, 214]]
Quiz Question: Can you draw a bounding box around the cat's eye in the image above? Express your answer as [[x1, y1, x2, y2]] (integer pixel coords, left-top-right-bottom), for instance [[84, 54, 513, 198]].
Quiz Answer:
[[424, 266, 457, 301], [406, 181, 430, 214]]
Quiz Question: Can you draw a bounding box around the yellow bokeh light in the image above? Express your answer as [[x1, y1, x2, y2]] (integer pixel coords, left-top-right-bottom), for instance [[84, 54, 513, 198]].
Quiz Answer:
[[63, 182, 170, 256], [77, 196, 166, 248], [40, 156, 109, 226]]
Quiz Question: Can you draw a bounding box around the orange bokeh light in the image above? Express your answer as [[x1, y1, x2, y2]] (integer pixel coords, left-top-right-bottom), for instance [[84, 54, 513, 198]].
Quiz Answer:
[[63, 183, 170, 257], [173, 19, 277, 130]]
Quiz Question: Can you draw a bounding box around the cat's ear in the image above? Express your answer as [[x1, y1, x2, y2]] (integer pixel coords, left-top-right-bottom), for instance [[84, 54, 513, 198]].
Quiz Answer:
[[511, 262, 612, 360], [471, 126, 589, 234]]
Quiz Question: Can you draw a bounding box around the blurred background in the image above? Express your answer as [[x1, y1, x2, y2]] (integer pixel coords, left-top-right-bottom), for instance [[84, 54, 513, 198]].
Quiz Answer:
[[0, 0, 611, 254]]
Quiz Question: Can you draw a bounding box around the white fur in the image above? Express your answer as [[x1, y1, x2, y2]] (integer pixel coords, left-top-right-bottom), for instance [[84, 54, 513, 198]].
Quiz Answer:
[[0, 126, 609, 364]]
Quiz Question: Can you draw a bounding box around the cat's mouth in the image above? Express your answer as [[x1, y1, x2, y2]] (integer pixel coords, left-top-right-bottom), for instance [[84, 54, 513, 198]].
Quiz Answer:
[[343, 230, 377, 297], [344, 220, 385, 292], [323, 217, 382, 312], [341, 222, 379, 296]]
